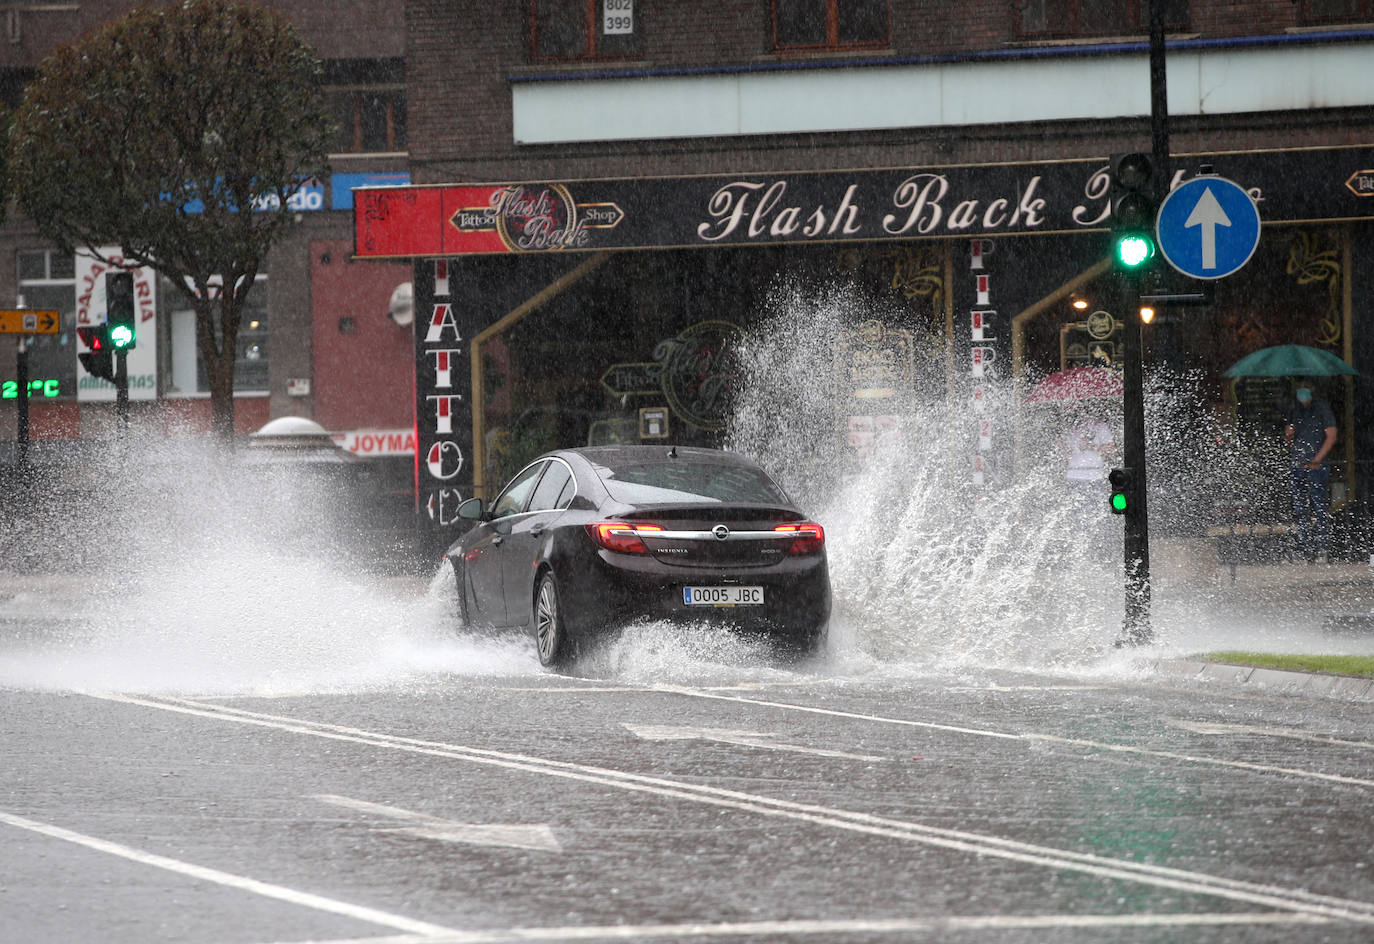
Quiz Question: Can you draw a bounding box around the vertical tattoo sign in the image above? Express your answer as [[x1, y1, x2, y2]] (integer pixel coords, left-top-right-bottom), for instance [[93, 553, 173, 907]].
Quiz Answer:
[[967, 239, 998, 488], [414, 258, 469, 536]]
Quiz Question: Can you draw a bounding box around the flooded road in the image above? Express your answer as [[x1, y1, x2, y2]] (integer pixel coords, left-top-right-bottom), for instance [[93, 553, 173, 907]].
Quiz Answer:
[[3, 570, 1374, 943]]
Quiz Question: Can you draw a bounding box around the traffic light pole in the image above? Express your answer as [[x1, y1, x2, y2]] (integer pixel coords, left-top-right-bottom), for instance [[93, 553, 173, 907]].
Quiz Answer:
[[115, 348, 130, 431], [15, 336, 30, 475], [1114, 0, 1170, 645], [1119, 279, 1152, 645]]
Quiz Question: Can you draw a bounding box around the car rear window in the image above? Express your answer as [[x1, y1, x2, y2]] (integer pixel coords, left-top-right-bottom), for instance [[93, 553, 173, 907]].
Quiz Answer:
[[596, 461, 791, 505]]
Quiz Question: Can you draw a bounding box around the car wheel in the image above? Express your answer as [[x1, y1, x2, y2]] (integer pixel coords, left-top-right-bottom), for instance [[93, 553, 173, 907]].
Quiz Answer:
[[534, 570, 570, 669]]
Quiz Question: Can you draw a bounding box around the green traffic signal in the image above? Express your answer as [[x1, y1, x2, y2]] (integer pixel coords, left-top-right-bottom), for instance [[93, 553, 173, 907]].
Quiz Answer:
[[1109, 152, 1158, 273], [106, 271, 137, 351], [1115, 233, 1154, 269], [1108, 467, 1131, 515], [109, 322, 135, 349]]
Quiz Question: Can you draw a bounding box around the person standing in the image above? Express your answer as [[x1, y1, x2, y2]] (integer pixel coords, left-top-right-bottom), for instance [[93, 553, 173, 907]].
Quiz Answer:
[[1284, 384, 1338, 562]]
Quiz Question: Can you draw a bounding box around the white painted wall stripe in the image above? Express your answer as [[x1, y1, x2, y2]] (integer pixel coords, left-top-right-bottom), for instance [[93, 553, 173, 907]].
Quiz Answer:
[[511, 42, 1374, 144]]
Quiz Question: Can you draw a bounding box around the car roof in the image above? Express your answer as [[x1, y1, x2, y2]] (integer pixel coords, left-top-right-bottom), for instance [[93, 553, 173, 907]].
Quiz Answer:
[[554, 445, 760, 467]]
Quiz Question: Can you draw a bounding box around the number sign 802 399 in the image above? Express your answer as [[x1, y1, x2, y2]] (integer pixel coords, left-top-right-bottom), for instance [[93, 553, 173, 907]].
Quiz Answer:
[[603, 0, 633, 35]]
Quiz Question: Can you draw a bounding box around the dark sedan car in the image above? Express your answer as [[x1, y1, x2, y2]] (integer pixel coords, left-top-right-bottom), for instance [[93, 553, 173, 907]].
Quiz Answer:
[[443, 445, 831, 667]]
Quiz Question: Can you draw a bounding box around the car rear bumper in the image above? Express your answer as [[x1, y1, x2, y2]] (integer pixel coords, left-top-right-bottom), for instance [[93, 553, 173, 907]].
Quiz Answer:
[[559, 550, 831, 645]]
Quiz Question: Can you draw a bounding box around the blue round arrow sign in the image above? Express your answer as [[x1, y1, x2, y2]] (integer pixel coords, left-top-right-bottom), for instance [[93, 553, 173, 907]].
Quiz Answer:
[[1155, 176, 1261, 280]]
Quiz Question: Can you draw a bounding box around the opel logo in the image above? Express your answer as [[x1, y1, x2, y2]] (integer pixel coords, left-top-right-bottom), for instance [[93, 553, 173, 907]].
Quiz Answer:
[[712, 524, 730, 541]]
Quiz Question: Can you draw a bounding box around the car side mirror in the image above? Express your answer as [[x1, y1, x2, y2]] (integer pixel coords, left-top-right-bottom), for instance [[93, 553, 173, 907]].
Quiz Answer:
[[457, 497, 486, 521]]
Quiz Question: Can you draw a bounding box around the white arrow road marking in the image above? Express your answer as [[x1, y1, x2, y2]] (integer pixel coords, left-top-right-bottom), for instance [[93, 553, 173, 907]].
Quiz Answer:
[[312, 794, 562, 852], [624, 724, 887, 761], [1183, 185, 1232, 269]]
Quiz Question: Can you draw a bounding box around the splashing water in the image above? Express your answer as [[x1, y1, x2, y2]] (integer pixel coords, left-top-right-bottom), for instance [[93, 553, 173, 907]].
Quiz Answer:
[[4, 286, 1370, 695], [0, 431, 532, 696], [728, 281, 1374, 673]]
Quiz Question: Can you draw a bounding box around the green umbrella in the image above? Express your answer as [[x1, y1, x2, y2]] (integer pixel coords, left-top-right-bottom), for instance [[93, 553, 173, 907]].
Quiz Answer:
[[1223, 344, 1359, 378]]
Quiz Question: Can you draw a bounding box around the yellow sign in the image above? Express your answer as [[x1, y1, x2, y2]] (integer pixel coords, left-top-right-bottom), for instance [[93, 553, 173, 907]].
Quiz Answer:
[[0, 309, 61, 335]]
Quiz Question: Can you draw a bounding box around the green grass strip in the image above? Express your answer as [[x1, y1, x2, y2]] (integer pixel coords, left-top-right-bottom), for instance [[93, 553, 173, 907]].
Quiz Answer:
[[1196, 652, 1374, 679]]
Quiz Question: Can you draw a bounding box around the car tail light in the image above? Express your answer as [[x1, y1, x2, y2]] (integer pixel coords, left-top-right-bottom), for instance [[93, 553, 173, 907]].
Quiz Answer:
[[586, 522, 663, 554], [773, 522, 825, 555]]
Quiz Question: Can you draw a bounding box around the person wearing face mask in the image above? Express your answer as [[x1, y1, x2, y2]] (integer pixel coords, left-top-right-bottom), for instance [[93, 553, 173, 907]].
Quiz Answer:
[[1283, 384, 1338, 563]]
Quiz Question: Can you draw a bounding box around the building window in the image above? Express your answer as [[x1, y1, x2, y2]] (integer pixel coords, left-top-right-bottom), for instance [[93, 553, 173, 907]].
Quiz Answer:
[[324, 59, 406, 154], [1017, 0, 1188, 38], [1302, 0, 1372, 24], [15, 249, 77, 401], [773, 0, 889, 50], [531, 0, 643, 61], [166, 273, 270, 396]]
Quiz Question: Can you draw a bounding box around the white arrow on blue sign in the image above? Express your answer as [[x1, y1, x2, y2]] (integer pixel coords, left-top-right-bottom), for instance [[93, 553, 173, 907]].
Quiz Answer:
[[1155, 175, 1261, 280]]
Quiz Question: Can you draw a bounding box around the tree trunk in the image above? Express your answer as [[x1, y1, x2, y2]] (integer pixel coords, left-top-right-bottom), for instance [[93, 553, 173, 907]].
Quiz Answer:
[[209, 366, 237, 442], [195, 294, 239, 445]]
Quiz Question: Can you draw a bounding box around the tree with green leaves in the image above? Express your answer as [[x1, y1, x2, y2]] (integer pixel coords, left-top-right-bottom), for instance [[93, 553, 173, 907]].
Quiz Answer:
[[6, 0, 332, 440]]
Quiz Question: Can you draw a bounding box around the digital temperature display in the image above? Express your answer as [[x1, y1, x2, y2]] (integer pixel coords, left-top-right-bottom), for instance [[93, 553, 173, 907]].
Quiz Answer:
[[2, 379, 62, 399]]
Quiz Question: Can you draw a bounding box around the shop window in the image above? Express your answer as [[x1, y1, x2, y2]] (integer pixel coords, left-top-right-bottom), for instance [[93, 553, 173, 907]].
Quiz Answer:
[[14, 249, 77, 401], [1017, 0, 1188, 38], [531, 0, 643, 61], [324, 59, 406, 154], [1302, 0, 1372, 24], [773, 0, 889, 50], [166, 274, 270, 395]]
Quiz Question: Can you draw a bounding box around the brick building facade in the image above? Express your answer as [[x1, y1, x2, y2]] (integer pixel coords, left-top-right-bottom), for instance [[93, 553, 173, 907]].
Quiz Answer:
[[355, 1, 1374, 558], [5, 1, 1374, 562]]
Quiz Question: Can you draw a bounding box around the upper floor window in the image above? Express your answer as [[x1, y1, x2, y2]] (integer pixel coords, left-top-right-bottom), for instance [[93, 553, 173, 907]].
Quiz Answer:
[[324, 59, 406, 154], [1301, 0, 1373, 24], [1017, 0, 1188, 38], [532, 0, 643, 61], [774, 0, 889, 50]]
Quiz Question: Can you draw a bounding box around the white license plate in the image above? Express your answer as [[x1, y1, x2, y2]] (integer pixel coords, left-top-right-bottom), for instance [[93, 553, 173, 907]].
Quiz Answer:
[[682, 586, 764, 607]]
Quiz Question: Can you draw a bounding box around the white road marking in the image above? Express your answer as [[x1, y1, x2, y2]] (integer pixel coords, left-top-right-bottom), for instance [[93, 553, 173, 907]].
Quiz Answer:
[[92, 693, 1374, 925], [1165, 718, 1374, 750], [312, 794, 561, 852], [650, 684, 1024, 740], [653, 686, 1374, 788], [949, 684, 1108, 692], [624, 723, 887, 761], [0, 810, 459, 938], [250, 911, 1327, 944]]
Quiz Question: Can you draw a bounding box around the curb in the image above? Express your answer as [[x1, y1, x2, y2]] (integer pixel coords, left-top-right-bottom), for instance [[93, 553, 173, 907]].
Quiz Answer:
[[1151, 659, 1374, 701]]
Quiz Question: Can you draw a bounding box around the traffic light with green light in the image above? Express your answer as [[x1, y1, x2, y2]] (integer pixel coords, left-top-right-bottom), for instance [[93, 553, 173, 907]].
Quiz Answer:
[[76, 324, 115, 381], [106, 271, 136, 350], [1108, 467, 1131, 515], [1109, 152, 1157, 272]]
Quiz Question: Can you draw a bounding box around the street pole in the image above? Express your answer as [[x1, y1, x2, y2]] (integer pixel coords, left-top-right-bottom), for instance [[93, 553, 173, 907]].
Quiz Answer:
[[16, 335, 30, 476], [1120, 277, 1152, 644], [115, 347, 130, 432], [1118, 0, 1169, 646]]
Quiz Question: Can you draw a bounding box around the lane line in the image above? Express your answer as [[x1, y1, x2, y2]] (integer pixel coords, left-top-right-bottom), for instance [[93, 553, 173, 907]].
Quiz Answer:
[[0, 810, 458, 938], [91, 693, 1374, 925], [650, 685, 1374, 788], [248, 911, 1328, 944], [1164, 717, 1374, 750]]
